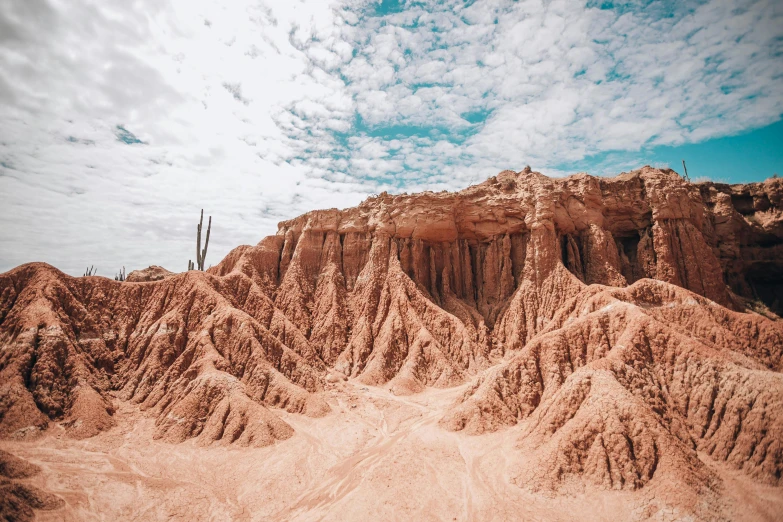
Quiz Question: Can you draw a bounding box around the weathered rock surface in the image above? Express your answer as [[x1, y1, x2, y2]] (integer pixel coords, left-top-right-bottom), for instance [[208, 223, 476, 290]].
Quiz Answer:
[[126, 265, 174, 282], [1, 167, 782, 519]]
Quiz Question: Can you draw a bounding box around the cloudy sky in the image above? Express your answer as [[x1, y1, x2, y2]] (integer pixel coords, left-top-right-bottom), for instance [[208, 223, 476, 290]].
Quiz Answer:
[[1, 0, 781, 276]]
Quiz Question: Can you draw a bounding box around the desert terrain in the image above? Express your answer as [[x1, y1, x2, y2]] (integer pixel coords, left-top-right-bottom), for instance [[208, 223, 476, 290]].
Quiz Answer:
[[1, 167, 782, 521], [3, 379, 783, 522]]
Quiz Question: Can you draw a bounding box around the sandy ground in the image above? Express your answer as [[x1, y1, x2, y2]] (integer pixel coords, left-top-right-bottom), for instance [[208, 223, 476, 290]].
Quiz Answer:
[[2, 380, 782, 522]]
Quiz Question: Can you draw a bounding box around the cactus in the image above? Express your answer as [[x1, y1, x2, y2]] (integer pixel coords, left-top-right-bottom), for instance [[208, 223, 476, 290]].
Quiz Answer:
[[115, 266, 126, 281], [189, 209, 212, 271], [83, 265, 96, 277], [681, 160, 690, 182]]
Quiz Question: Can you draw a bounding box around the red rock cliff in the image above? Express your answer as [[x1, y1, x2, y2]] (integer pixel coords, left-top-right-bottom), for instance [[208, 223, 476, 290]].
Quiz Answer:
[[1, 166, 781, 493]]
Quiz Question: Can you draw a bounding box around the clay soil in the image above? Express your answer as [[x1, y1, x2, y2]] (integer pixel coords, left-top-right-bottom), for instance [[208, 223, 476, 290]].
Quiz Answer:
[[4, 379, 781, 522]]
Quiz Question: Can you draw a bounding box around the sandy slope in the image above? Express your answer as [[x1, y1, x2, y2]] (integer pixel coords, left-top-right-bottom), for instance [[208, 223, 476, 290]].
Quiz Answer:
[[3, 378, 781, 522]]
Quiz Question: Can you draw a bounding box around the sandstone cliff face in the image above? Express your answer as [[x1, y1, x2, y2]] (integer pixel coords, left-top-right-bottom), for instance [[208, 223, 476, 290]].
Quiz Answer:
[[1, 167, 782, 500]]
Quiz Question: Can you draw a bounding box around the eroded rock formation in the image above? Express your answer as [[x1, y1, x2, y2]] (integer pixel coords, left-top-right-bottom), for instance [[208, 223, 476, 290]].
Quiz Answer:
[[1, 167, 781, 505], [126, 265, 174, 283]]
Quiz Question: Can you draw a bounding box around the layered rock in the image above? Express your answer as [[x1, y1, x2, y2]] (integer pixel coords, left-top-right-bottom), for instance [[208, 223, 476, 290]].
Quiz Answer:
[[1, 167, 781, 500]]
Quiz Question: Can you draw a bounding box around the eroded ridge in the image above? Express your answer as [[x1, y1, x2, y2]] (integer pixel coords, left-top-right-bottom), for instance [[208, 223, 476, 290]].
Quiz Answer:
[[1, 167, 781, 516]]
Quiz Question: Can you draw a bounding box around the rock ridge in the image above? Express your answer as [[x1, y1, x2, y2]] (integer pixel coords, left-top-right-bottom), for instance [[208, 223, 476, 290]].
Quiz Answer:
[[1, 166, 781, 508]]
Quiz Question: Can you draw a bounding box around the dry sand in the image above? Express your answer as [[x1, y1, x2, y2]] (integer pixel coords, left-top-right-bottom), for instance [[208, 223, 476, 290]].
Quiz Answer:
[[3, 379, 781, 521]]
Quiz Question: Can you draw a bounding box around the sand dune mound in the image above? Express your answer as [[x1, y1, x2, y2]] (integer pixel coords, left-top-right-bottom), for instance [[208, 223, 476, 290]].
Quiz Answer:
[[1, 167, 782, 519]]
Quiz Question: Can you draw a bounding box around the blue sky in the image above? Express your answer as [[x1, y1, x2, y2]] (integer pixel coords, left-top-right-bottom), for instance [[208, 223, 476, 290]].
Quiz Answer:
[[555, 119, 783, 183], [652, 121, 782, 183], [1, 0, 782, 274]]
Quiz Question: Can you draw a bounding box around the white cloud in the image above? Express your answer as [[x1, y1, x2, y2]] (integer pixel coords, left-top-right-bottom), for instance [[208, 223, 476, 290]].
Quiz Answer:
[[0, 0, 373, 275], [0, 0, 781, 275]]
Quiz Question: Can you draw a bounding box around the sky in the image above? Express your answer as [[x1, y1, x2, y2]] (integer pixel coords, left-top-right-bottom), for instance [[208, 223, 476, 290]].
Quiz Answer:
[[0, 0, 781, 276]]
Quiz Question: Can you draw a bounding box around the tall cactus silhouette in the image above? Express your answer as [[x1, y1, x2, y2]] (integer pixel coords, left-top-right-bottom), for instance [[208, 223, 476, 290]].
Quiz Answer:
[[189, 210, 211, 271], [681, 160, 690, 182]]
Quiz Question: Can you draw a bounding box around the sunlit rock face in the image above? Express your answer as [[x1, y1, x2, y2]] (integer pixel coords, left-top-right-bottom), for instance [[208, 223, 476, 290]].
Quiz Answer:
[[1, 167, 782, 520]]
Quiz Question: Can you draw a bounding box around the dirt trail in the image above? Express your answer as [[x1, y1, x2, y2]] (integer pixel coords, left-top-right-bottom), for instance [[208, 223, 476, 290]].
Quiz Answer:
[[278, 382, 464, 521]]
